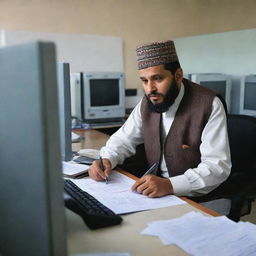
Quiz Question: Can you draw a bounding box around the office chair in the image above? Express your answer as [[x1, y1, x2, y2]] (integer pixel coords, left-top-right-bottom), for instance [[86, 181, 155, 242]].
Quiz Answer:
[[225, 114, 256, 221], [197, 114, 256, 221]]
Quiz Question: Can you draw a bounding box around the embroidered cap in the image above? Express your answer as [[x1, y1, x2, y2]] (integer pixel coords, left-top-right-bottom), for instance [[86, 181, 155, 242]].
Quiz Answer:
[[136, 40, 179, 70]]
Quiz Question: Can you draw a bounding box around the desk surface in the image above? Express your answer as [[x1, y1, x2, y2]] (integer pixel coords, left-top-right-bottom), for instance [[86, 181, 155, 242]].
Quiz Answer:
[[68, 129, 218, 255], [72, 129, 109, 151], [67, 204, 208, 256]]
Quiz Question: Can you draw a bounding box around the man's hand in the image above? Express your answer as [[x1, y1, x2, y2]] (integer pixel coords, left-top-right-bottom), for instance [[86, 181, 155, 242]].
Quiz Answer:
[[131, 174, 173, 198], [88, 158, 112, 181]]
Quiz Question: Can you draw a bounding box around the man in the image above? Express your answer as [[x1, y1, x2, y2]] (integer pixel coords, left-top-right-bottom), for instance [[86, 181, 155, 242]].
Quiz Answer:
[[89, 40, 231, 202]]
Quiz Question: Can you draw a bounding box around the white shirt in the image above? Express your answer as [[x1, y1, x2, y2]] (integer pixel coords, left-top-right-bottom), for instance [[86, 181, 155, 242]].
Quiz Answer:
[[101, 83, 231, 197]]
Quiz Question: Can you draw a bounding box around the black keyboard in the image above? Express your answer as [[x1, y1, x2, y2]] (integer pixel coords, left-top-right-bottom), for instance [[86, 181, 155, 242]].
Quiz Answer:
[[64, 179, 122, 229]]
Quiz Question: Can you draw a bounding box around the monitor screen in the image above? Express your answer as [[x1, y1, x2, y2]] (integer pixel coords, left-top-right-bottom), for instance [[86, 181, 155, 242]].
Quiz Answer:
[[244, 82, 256, 110], [90, 79, 119, 106], [200, 81, 226, 100]]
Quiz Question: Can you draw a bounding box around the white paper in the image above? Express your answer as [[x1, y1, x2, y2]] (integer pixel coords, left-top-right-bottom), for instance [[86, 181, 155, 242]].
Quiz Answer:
[[141, 211, 256, 256], [71, 171, 186, 214]]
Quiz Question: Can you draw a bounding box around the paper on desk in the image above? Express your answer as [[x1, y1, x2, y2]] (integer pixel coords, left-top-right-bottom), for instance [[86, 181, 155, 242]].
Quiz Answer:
[[141, 211, 256, 256], [62, 161, 89, 178], [71, 171, 186, 214]]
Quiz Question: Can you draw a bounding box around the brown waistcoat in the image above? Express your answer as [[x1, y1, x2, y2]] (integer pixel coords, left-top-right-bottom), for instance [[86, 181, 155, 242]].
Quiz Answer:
[[141, 79, 216, 177]]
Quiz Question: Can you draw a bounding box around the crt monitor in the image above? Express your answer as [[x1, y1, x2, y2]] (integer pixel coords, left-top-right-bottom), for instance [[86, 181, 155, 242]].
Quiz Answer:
[[81, 72, 125, 123], [240, 74, 256, 116], [0, 42, 67, 256], [190, 73, 232, 112], [57, 62, 72, 161]]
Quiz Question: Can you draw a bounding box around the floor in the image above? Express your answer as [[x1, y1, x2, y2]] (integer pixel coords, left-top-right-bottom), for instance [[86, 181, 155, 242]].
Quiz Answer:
[[241, 200, 256, 224]]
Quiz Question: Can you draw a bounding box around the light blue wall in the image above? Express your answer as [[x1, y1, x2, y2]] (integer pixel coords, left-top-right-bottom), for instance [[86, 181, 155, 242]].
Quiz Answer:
[[174, 29, 256, 114], [174, 28, 256, 76]]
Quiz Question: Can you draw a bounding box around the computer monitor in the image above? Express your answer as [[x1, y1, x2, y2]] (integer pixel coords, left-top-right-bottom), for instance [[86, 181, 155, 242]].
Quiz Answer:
[[0, 42, 67, 256], [191, 73, 232, 112], [240, 74, 256, 116], [57, 62, 72, 161], [81, 72, 125, 123]]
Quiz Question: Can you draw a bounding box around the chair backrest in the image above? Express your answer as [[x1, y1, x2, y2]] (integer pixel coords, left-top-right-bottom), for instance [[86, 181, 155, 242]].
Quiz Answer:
[[227, 114, 256, 176], [224, 114, 256, 197], [192, 114, 256, 202]]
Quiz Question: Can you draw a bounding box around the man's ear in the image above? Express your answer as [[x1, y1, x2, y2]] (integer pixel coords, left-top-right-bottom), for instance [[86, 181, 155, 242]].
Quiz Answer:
[[174, 68, 183, 83]]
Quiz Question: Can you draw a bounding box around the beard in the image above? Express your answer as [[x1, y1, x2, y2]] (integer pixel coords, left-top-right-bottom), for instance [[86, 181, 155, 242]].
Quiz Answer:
[[146, 80, 180, 113]]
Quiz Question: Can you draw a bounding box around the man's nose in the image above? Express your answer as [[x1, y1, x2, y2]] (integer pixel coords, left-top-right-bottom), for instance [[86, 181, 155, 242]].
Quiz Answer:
[[146, 80, 157, 93]]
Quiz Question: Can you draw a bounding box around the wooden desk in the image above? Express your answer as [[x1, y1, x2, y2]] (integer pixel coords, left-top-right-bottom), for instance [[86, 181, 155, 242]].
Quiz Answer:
[[68, 129, 218, 255], [66, 192, 217, 256], [72, 129, 110, 151]]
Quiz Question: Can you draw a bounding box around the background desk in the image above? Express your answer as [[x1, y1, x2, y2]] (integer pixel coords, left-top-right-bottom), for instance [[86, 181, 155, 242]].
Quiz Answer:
[[68, 129, 218, 255], [72, 129, 110, 151]]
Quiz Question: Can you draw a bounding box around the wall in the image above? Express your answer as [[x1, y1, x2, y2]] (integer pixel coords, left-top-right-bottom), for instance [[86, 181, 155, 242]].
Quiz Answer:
[[0, 30, 124, 73], [1, 0, 256, 89], [175, 28, 256, 75]]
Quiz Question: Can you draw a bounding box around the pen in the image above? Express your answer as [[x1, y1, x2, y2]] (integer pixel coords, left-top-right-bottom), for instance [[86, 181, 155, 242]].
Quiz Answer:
[[74, 172, 89, 179], [142, 162, 158, 176], [99, 156, 109, 184]]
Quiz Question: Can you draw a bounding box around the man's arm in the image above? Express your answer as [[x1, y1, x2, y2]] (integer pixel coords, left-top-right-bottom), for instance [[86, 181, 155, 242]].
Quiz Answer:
[[100, 100, 144, 168], [170, 96, 232, 196], [89, 100, 144, 181]]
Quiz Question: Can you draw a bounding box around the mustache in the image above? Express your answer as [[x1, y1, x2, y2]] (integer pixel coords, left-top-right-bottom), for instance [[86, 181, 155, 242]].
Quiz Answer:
[[147, 91, 164, 97]]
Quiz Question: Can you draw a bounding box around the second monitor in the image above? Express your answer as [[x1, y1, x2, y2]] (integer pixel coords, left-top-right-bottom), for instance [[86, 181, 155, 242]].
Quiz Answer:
[[81, 72, 125, 123], [191, 73, 232, 113], [239, 74, 256, 116]]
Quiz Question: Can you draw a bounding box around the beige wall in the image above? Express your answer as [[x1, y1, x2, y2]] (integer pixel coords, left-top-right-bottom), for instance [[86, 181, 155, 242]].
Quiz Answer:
[[1, 0, 256, 89]]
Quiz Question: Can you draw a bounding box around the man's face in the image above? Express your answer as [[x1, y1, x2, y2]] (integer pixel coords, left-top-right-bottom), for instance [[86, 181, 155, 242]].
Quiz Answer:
[[139, 65, 174, 104], [139, 65, 182, 113]]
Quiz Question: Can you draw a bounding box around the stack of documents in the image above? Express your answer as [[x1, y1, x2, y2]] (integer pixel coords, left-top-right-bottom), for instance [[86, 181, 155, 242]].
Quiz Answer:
[[141, 211, 256, 256]]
